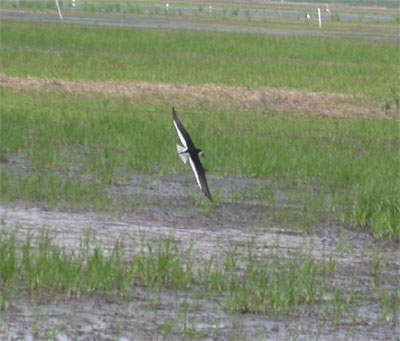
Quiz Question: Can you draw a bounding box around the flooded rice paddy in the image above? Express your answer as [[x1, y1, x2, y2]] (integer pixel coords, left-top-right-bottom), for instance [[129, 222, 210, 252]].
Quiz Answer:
[[1, 172, 399, 340]]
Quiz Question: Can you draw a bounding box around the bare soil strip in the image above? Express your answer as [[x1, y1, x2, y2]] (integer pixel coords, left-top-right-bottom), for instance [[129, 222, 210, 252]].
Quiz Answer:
[[1, 75, 392, 120]]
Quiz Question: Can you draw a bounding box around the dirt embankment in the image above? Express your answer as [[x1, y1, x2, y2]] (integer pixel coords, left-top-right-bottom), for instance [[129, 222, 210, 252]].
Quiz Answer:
[[1, 75, 394, 120]]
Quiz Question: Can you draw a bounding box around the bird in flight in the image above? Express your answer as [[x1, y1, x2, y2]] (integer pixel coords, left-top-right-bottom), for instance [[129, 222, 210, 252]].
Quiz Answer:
[[172, 107, 213, 202]]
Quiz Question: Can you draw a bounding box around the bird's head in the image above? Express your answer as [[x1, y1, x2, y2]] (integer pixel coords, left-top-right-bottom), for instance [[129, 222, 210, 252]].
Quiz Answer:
[[198, 151, 205, 158]]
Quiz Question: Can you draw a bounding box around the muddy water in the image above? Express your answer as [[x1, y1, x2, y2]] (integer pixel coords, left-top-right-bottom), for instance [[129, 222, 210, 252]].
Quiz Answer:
[[1, 173, 399, 340]]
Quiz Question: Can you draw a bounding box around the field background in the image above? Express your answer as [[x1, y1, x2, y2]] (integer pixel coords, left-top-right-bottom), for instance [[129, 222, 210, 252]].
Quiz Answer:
[[0, 1, 399, 339]]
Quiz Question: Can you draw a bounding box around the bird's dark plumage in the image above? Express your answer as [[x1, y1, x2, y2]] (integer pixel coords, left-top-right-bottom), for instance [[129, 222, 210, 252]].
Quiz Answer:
[[172, 107, 213, 202]]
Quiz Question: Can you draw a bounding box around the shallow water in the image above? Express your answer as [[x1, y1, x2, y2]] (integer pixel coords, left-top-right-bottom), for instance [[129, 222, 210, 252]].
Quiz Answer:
[[1, 172, 399, 339]]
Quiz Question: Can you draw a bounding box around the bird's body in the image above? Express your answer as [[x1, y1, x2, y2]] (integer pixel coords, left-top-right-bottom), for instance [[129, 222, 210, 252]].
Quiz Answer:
[[172, 107, 213, 202]]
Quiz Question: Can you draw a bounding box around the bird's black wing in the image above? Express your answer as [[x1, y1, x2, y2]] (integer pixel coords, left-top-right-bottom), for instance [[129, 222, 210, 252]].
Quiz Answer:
[[189, 153, 213, 202], [172, 107, 195, 149]]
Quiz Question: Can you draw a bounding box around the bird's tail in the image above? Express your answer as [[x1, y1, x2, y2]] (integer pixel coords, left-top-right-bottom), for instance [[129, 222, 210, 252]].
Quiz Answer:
[[176, 144, 189, 164]]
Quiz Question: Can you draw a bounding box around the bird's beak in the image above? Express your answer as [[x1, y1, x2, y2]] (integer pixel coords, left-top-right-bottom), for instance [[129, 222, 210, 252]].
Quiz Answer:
[[199, 151, 205, 158]]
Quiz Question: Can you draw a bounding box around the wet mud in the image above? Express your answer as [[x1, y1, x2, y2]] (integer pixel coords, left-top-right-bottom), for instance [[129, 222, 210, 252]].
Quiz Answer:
[[1, 171, 399, 340]]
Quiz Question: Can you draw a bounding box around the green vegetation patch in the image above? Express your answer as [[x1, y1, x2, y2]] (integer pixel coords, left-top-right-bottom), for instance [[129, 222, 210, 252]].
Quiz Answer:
[[0, 232, 334, 316], [1, 89, 399, 239], [287, 0, 399, 9], [0, 232, 194, 303], [1, 232, 398, 325], [0, 21, 398, 99]]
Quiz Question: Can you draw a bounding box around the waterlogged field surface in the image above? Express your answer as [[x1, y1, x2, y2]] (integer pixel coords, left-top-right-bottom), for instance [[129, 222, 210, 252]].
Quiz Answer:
[[0, 16, 399, 341], [1, 191, 399, 340]]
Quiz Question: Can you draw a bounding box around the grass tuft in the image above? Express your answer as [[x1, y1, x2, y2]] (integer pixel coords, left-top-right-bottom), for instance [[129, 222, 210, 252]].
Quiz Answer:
[[0, 232, 194, 301]]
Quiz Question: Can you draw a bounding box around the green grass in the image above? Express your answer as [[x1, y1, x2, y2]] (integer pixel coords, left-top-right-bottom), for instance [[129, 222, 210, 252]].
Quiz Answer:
[[0, 231, 335, 316], [1, 232, 398, 326], [0, 21, 398, 99], [0, 0, 56, 11], [0, 232, 194, 302], [287, 0, 399, 9], [202, 247, 333, 315], [1, 89, 399, 239], [0, 21, 399, 239]]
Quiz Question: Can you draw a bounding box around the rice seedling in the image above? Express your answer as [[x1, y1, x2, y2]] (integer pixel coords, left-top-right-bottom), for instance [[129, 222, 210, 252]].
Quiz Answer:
[[0, 231, 194, 300], [0, 231, 340, 319], [203, 249, 326, 315]]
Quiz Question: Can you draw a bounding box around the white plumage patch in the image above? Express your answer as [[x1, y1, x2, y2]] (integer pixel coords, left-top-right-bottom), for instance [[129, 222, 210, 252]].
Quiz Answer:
[[173, 120, 187, 148], [176, 144, 189, 164], [189, 157, 202, 189]]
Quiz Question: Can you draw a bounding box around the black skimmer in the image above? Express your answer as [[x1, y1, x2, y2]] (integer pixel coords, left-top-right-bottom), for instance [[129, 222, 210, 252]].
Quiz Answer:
[[172, 107, 213, 202]]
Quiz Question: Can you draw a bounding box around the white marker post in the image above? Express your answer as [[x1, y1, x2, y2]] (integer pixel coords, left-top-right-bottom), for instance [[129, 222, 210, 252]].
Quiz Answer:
[[55, 0, 63, 21], [317, 7, 322, 28]]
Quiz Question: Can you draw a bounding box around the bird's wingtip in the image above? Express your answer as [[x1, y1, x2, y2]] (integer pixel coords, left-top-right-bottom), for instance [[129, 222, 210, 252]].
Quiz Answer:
[[172, 107, 178, 119], [204, 189, 213, 202]]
